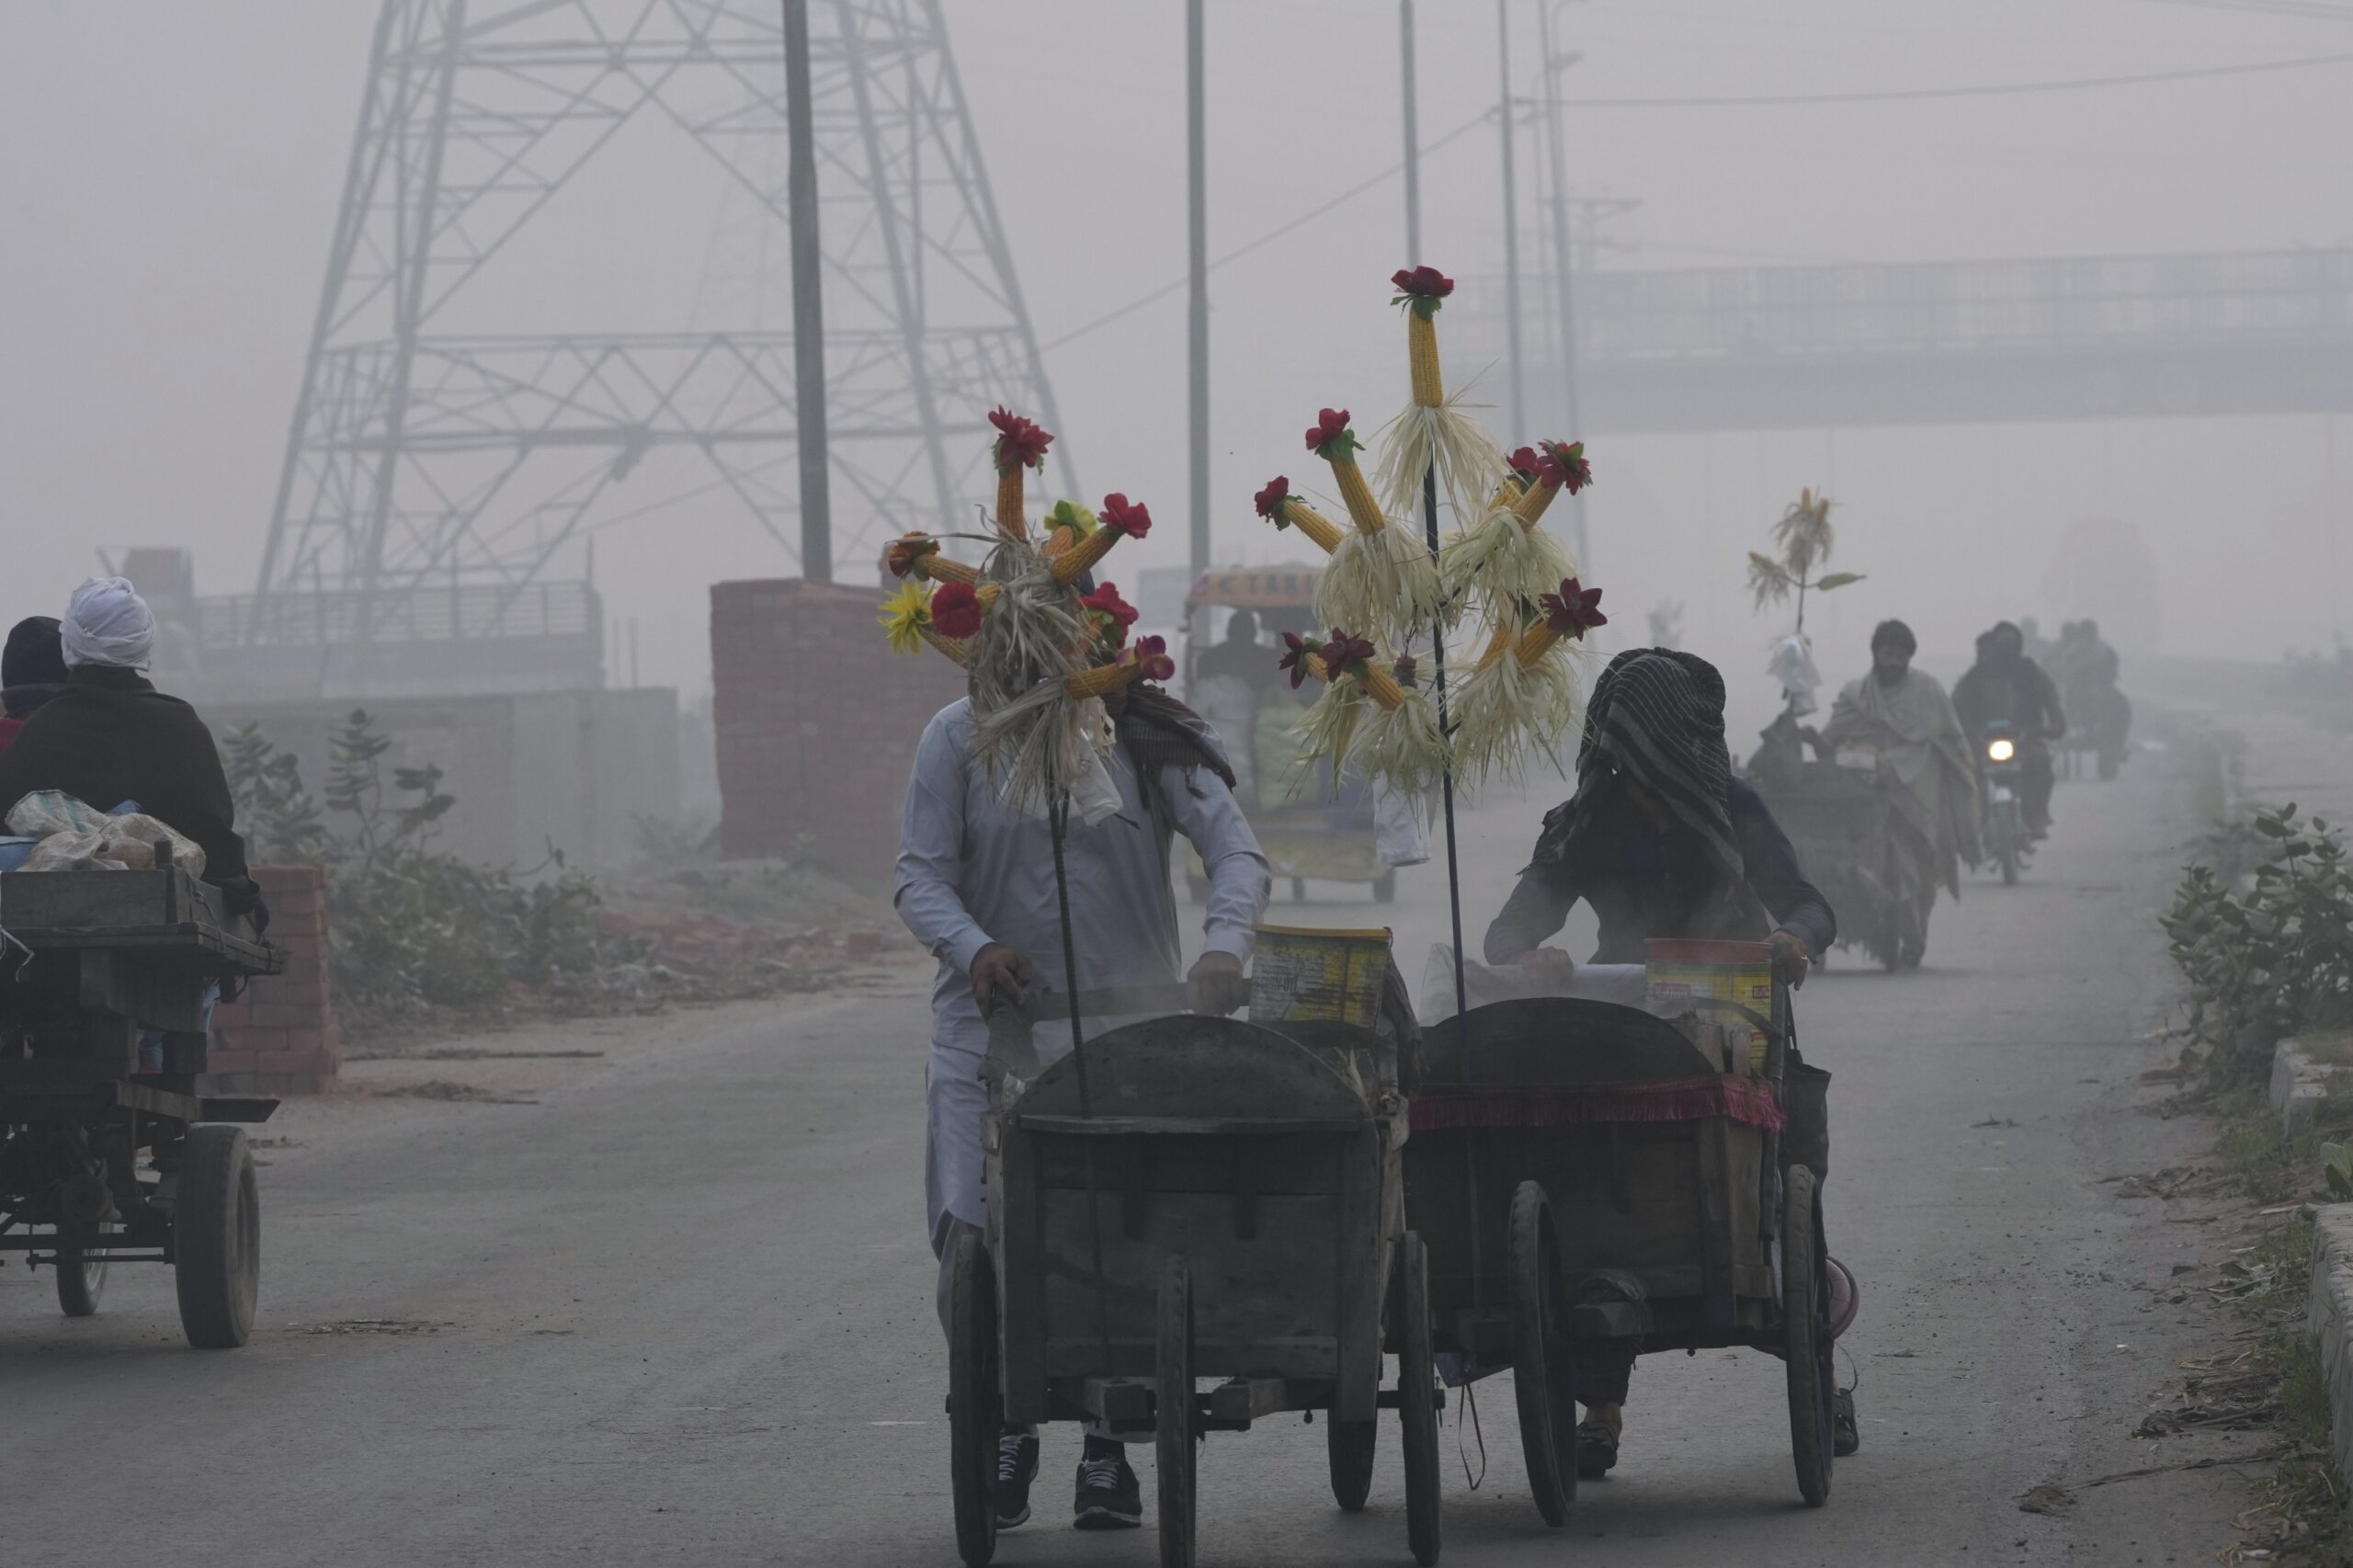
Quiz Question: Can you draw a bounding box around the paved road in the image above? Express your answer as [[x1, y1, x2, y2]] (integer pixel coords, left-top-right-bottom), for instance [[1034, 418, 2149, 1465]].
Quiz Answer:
[[3, 752, 2237, 1565]]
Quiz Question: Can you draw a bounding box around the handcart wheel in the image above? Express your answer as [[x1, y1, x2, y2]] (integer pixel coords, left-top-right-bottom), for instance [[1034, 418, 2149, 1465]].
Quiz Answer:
[[1781, 1165, 1835, 1506], [1157, 1253, 1197, 1568], [948, 1231, 1002, 1567], [1506, 1181, 1576, 1527], [1395, 1231, 1442, 1566], [174, 1125, 258, 1350], [55, 1238, 108, 1318], [1326, 1414, 1378, 1512]]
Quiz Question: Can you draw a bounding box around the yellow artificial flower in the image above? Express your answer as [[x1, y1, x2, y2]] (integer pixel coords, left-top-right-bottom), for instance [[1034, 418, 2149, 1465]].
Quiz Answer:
[[879, 578, 934, 654]]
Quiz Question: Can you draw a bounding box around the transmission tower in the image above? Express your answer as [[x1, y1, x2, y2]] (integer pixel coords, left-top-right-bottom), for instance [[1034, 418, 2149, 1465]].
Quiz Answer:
[[252, 0, 1071, 646]]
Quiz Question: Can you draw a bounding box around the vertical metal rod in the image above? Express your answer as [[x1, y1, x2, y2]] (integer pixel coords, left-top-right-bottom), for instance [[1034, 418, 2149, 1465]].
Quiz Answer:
[[1052, 794, 1116, 1362], [1423, 467, 1469, 1037], [783, 0, 832, 580], [1495, 0, 1525, 441], [1400, 0, 1422, 263], [1187, 0, 1211, 586], [1537, 0, 1589, 570]]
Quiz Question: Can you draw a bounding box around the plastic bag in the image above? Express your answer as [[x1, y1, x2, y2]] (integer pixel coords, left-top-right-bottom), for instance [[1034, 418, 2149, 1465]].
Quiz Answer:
[[1373, 783, 1430, 869], [25, 831, 128, 872], [6, 790, 112, 839], [15, 811, 205, 877]]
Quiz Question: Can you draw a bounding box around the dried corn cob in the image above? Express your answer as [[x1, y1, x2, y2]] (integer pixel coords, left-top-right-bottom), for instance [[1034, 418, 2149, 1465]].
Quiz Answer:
[[1329, 453, 1386, 536], [920, 626, 975, 666], [1065, 660, 1142, 699], [1254, 475, 1345, 555], [1047, 493, 1152, 585], [1408, 310, 1444, 408]]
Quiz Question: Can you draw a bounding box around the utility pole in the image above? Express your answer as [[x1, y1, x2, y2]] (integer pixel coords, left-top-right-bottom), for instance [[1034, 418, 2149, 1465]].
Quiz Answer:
[[1400, 0, 1421, 262], [1187, 0, 1211, 587], [782, 0, 831, 582], [1495, 0, 1525, 441], [1537, 0, 1588, 568]]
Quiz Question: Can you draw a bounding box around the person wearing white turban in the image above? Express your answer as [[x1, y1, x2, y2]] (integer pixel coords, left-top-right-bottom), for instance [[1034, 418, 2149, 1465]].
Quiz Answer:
[[59, 575, 158, 670]]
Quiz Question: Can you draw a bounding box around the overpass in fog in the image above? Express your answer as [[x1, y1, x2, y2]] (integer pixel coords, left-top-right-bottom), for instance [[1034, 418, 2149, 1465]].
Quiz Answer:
[[1464, 247, 2353, 433]]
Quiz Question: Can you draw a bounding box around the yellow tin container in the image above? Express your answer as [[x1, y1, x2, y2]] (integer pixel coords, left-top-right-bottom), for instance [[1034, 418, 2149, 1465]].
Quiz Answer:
[[1249, 923, 1394, 1029]]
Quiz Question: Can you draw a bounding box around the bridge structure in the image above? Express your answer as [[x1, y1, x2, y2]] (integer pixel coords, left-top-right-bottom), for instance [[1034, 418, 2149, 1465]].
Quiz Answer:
[[1459, 246, 2353, 436]]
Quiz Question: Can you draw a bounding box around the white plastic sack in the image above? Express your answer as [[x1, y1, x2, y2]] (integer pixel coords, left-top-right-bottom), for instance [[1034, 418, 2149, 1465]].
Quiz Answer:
[[6, 792, 205, 877], [6, 790, 111, 839], [1373, 783, 1430, 869]]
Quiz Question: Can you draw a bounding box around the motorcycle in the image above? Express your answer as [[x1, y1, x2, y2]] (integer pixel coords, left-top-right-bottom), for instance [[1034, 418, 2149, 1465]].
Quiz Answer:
[[1981, 719, 2028, 885]]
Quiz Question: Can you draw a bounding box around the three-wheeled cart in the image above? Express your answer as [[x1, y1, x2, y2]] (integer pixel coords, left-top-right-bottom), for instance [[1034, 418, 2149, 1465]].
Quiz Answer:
[[0, 864, 283, 1347], [949, 1001, 1443, 1568], [1404, 992, 1836, 1522]]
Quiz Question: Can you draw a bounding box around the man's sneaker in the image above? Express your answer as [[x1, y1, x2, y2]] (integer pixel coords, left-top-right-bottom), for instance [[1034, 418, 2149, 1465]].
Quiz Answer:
[[1833, 1388, 1860, 1458], [1574, 1418, 1620, 1479], [1072, 1436, 1143, 1529], [994, 1427, 1040, 1528]]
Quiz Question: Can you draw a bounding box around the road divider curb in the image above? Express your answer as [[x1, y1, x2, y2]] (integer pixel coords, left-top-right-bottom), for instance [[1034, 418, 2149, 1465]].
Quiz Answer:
[[2308, 1204, 2353, 1484]]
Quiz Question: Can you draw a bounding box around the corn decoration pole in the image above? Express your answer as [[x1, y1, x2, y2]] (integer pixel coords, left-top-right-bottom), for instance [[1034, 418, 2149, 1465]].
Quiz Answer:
[[1438, 439, 1591, 614], [1307, 408, 1443, 639], [1371, 266, 1507, 530], [988, 406, 1052, 540]]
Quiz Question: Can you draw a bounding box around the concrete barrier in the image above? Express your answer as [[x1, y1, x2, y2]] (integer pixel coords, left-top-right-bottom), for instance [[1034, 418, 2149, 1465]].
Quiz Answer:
[[2308, 1205, 2353, 1484], [2272, 1037, 2335, 1138]]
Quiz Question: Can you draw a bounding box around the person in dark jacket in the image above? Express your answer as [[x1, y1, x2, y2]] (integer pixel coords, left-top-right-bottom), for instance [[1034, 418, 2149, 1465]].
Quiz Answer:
[[0, 615, 68, 759], [0, 579, 261, 919], [1950, 619, 2066, 837], [1483, 648, 1841, 1478]]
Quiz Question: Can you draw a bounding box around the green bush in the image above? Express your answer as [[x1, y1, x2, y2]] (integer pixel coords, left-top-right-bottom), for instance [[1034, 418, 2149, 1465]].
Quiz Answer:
[[2163, 802, 2353, 1081], [225, 713, 648, 1028]]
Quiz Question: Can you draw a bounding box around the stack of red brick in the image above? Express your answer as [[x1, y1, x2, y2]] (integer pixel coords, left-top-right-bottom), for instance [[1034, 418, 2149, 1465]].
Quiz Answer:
[[208, 863, 341, 1094], [710, 577, 965, 874]]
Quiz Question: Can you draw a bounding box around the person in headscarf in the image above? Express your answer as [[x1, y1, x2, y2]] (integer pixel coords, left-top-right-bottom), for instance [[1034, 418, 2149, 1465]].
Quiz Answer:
[[893, 665, 1271, 1533], [0, 615, 69, 759], [0, 578, 260, 919], [1483, 647, 1839, 1479], [1950, 619, 2066, 837], [1810, 619, 1979, 967]]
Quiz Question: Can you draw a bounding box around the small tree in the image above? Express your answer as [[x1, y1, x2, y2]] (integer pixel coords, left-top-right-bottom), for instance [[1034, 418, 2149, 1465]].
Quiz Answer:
[[1746, 489, 1865, 640]]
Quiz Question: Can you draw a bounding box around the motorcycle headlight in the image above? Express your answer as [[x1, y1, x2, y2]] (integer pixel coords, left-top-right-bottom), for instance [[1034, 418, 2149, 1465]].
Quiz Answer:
[[1987, 737, 2016, 763]]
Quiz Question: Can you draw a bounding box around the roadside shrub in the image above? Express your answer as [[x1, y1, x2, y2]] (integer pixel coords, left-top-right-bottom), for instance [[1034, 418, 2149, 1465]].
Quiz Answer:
[[2163, 802, 2353, 1081], [225, 713, 647, 1029]]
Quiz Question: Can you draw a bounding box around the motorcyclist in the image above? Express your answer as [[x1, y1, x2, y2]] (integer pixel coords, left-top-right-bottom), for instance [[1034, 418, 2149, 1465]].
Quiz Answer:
[[1950, 621, 2065, 839], [2056, 619, 2131, 779]]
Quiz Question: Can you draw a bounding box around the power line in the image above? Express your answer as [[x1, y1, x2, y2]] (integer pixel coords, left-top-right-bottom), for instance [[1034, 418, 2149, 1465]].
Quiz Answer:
[[1035, 107, 1495, 354], [1537, 49, 2353, 108]]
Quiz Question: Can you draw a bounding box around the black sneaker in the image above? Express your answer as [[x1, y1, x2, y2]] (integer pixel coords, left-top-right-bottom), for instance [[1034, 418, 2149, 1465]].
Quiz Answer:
[[1574, 1419, 1620, 1479], [1833, 1387, 1860, 1458], [995, 1427, 1040, 1528], [1072, 1436, 1142, 1529]]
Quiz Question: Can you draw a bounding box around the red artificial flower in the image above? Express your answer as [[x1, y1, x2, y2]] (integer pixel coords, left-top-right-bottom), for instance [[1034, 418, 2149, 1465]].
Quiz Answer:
[[1539, 577, 1607, 640], [988, 405, 1052, 472], [1390, 266, 1455, 319], [1130, 634, 1175, 684], [1321, 628, 1377, 675], [1389, 265, 1454, 301], [1100, 493, 1153, 538], [1542, 439, 1592, 495], [1506, 446, 1542, 481], [1305, 408, 1358, 460], [1278, 631, 1323, 689], [1080, 583, 1137, 649], [1254, 475, 1292, 519], [930, 581, 983, 640], [884, 533, 938, 579]]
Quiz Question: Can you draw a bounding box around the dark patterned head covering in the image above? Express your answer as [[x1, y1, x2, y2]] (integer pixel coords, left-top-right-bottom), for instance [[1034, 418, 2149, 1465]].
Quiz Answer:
[[1533, 647, 1742, 886]]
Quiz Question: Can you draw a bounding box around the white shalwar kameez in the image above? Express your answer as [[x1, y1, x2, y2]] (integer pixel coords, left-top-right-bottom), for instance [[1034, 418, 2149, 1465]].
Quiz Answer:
[[894, 698, 1271, 1255]]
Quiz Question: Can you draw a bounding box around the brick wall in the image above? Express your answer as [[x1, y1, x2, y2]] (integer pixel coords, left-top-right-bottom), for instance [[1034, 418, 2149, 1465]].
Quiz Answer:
[[710, 577, 966, 873], [208, 863, 340, 1094]]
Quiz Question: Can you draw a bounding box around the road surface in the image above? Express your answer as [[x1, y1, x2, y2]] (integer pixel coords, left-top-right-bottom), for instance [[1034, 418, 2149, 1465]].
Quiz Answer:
[[3, 745, 2254, 1565]]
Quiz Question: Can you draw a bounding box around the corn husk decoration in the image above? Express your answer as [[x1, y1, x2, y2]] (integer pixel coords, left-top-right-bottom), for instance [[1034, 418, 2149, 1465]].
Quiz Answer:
[[1745, 487, 1863, 640], [1252, 474, 1346, 555], [988, 406, 1052, 540], [887, 531, 983, 587], [964, 533, 1120, 820], [1438, 440, 1591, 616], [1370, 266, 1508, 530], [1276, 628, 1452, 799], [1449, 576, 1607, 788], [1306, 408, 1443, 639]]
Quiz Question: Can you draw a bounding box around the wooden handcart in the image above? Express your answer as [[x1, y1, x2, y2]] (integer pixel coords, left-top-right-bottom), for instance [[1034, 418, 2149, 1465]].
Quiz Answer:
[[950, 994, 1444, 1568], [1404, 991, 1836, 1522], [0, 863, 283, 1347]]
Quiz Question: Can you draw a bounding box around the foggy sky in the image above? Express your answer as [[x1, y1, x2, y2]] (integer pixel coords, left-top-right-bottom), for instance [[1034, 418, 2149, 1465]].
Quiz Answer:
[[2, 0, 2347, 744]]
